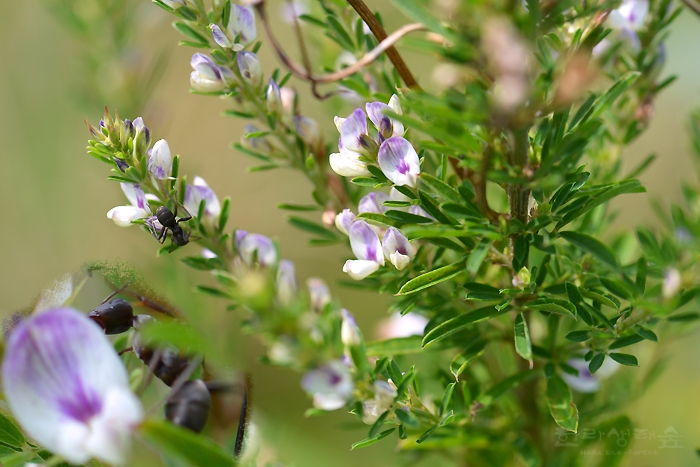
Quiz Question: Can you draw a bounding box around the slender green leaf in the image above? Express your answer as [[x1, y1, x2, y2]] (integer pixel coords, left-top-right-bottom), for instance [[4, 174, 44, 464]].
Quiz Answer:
[[609, 353, 638, 366], [421, 173, 462, 204], [546, 375, 578, 432], [514, 313, 533, 363], [423, 305, 502, 348], [351, 428, 396, 450], [140, 419, 236, 466], [397, 261, 465, 295], [365, 336, 423, 356], [526, 298, 576, 318], [0, 414, 25, 448], [588, 354, 606, 374], [559, 231, 618, 268]]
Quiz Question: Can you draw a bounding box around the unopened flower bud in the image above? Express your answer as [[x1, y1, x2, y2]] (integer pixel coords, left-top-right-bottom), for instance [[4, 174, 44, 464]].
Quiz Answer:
[[334, 209, 356, 235], [276, 260, 297, 305], [190, 53, 226, 92], [147, 139, 173, 180], [340, 309, 361, 346], [307, 278, 331, 312], [266, 78, 283, 116], [663, 268, 682, 299], [294, 116, 322, 151], [210, 24, 232, 48], [237, 51, 263, 89]]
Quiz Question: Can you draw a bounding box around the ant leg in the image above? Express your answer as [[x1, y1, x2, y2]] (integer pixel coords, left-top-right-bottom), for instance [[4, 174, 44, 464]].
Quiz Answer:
[[233, 382, 250, 460], [100, 282, 131, 305], [176, 203, 193, 224]]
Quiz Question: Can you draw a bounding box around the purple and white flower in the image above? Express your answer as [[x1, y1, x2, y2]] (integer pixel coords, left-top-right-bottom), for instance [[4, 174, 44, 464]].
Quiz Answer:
[[147, 139, 172, 180], [340, 309, 361, 346], [594, 0, 648, 55], [294, 116, 323, 151], [358, 191, 389, 215], [107, 183, 150, 227], [561, 358, 620, 393], [266, 78, 282, 116], [377, 312, 428, 339], [301, 360, 354, 410], [307, 278, 331, 312], [276, 259, 297, 305], [236, 231, 277, 267], [382, 227, 415, 270], [190, 53, 226, 92], [343, 220, 385, 280], [2, 308, 143, 465], [227, 4, 257, 47], [237, 51, 263, 89], [210, 24, 232, 48], [329, 138, 371, 176], [366, 94, 405, 142], [378, 136, 421, 188], [362, 380, 397, 424], [663, 268, 682, 299], [334, 209, 356, 235], [184, 176, 221, 230]]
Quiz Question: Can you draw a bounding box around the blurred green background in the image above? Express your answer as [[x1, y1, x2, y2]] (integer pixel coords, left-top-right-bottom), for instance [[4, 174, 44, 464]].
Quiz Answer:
[[1, 1, 700, 466]]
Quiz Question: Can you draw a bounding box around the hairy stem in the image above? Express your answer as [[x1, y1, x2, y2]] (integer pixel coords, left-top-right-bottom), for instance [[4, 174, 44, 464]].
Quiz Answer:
[[507, 128, 531, 224]]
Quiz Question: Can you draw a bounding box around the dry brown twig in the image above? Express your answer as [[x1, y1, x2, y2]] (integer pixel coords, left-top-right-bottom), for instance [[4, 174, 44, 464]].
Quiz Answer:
[[253, 0, 424, 99]]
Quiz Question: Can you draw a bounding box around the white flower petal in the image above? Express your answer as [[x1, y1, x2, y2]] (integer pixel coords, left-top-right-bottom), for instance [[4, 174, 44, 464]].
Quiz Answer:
[[107, 206, 149, 227], [342, 259, 380, 280], [378, 137, 421, 187]]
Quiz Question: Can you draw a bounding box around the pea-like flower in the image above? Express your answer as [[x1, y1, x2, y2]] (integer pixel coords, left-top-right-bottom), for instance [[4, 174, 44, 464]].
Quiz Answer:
[[378, 136, 421, 188], [561, 358, 620, 393], [307, 278, 331, 312], [340, 309, 361, 346], [276, 259, 297, 305], [2, 308, 143, 465], [237, 51, 263, 89], [266, 78, 282, 116], [366, 94, 405, 142], [107, 183, 150, 227], [301, 360, 354, 410], [236, 231, 278, 267], [358, 191, 389, 214], [329, 139, 371, 177], [227, 4, 257, 47], [184, 176, 221, 230], [190, 53, 226, 92], [294, 116, 323, 151], [362, 380, 397, 424], [382, 227, 415, 270], [377, 312, 428, 339], [334, 209, 356, 235], [343, 220, 384, 280], [147, 139, 172, 180]]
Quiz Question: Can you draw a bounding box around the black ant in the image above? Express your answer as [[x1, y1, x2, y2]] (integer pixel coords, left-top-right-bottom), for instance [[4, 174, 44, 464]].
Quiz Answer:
[[149, 205, 192, 251]]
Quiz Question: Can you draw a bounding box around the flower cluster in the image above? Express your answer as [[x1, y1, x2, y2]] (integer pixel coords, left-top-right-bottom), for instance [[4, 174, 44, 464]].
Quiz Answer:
[[334, 190, 424, 279], [330, 95, 421, 187]]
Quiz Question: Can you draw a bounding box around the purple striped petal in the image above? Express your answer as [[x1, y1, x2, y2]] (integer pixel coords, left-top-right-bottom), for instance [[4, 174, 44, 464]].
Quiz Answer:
[[301, 360, 353, 410], [378, 137, 421, 187], [339, 108, 368, 152], [307, 278, 331, 312], [191, 53, 222, 81], [147, 139, 172, 180], [210, 24, 232, 48], [184, 176, 221, 228], [358, 192, 389, 215], [120, 183, 149, 211], [276, 259, 297, 305], [334, 209, 356, 235], [382, 227, 414, 270], [237, 51, 263, 88], [228, 4, 257, 45], [348, 221, 384, 264], [238, 233, 277, 267], [2, 308, 142, 465]]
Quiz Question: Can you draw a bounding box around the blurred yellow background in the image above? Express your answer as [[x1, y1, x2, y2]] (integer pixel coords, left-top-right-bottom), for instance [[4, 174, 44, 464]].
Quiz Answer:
[[1, 1, 700, 466]]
